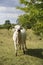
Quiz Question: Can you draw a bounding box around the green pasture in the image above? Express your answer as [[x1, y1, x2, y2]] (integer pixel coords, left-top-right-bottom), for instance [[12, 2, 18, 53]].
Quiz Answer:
[[0, 29, 43, 65]]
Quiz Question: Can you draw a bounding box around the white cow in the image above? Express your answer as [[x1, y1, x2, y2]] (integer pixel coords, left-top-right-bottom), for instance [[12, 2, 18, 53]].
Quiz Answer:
[[13, 25, 27, 56]]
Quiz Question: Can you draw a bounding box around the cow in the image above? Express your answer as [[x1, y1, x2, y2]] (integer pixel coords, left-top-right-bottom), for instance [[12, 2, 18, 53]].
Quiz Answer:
[[13, 25, 27, 56]]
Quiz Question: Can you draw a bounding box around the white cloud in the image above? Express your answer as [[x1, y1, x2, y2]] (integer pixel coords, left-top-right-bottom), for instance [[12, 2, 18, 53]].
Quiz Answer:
[[0, 6, 6, 11], [0, 13, 19, 24], [0, 6, 24, 14], [0, 0, 20, 7], [0, 6, 24, 24], [0, 12, 22, 24], [0, 6, 16, 12], [0, 0, 24, 24], [0, 13, 20, 19]]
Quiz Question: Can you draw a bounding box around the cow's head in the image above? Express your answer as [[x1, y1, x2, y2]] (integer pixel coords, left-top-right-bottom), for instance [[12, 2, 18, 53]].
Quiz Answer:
[[15, 25, 21, 32]]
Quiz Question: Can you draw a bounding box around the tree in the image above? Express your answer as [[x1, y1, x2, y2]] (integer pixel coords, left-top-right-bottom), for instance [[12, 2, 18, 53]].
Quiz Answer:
[[17, 0, 43, 36], [4, 20, 11, 30]]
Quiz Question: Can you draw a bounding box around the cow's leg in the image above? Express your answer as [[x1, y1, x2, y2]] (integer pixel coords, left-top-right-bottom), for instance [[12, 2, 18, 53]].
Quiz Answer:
[[22, 43, 25, 54], [14, 42, 18, 56], [19, 44, 21, 50], [24, 41, 27, 50]]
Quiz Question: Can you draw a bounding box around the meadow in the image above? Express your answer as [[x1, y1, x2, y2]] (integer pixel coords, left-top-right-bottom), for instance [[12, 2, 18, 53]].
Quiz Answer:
[[0, 29, 43, 65]]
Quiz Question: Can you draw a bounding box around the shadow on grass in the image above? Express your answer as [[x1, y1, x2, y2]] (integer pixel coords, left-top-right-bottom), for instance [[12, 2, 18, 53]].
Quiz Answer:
[[0, 61, 4, 65], [25, 49, 43, 59]]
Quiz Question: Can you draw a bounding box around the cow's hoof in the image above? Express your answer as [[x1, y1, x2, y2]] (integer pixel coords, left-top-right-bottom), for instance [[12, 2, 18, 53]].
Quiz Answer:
[[15, 53, 17, 56], [19, 47, 21, 50], [23, 51, 25, 54], [25, 47, 27, 50]]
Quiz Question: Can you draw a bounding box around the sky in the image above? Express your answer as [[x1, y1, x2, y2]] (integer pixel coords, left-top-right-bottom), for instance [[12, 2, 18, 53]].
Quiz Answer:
[[0, 0, 24, 25]]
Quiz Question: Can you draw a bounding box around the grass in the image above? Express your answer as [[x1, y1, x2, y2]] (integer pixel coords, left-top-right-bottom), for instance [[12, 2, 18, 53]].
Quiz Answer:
[[0, 29, 43, 65]]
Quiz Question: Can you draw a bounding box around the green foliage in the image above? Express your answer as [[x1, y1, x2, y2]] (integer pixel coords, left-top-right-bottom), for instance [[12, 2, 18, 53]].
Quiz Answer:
[[4, 20, 12, 30], [19, 0, 29, 5], [0, 25, 4, 29], [17, 14, 30, 28], [32, 21, 43, 37], [18, 14, 37, 29], [17, 0, 43, 37]]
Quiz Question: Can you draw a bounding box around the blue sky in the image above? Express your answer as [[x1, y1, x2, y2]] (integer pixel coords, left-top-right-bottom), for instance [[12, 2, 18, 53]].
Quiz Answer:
[[0, 0, 24, 25]]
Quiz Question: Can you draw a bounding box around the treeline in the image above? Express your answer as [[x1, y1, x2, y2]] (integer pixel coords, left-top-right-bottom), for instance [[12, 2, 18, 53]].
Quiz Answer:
[[0, 20, 15, 30]]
